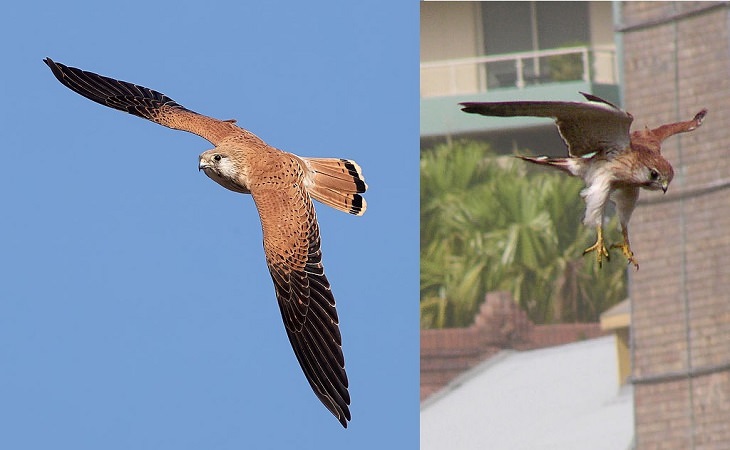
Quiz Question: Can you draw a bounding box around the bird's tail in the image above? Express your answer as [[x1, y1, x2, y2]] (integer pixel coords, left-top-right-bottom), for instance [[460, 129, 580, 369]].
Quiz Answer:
[[302, 157, 368, 216], [517, 155, 577, 176]]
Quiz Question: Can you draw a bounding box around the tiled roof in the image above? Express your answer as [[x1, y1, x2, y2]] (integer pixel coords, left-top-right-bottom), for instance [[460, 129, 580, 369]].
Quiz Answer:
[[421, 291, 609, 400]]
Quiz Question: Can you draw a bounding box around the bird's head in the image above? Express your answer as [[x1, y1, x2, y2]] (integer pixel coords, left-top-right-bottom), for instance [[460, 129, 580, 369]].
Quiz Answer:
[[198, 148, 250, 194], [199, 149, 232, 175], [642, 157, 674, 193]]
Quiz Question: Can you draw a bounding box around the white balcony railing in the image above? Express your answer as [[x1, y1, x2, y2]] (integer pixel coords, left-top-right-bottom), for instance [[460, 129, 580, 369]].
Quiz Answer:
[[421, 46, 618, 98]]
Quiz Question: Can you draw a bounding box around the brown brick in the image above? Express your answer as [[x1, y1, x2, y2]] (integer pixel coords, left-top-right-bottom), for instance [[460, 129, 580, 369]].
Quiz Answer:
[[621, 2, 730, 448]]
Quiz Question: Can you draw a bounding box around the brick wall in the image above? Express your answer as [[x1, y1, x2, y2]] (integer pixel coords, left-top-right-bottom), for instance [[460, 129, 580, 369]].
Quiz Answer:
[[420, 292, 608, 400], [620, 2, 730, 448]]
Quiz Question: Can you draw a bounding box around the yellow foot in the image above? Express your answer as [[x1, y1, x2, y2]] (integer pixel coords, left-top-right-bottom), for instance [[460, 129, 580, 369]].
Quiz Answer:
[[583, 227, 610, 268], [611, 226, 640, 270], [610, 241, 639, 270]]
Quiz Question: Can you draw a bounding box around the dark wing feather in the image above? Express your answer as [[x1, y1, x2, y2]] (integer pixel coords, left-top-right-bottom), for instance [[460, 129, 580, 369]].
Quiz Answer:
[[460, 92, 633, 157], [44, 58, 237, 145], [252, 165, 350, 428]]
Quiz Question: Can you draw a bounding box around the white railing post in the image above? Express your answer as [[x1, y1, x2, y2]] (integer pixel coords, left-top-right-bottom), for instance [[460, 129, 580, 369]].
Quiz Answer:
[[515, 57, 525, 89], [449, 64, 457, 95], [475, 61, 485, 93], [582, 47, 590, 82]]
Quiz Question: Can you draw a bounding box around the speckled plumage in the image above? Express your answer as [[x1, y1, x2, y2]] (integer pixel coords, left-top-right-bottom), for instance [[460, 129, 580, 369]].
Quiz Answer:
[[461, 92, 706, 269], [45, 58, 366, 427]]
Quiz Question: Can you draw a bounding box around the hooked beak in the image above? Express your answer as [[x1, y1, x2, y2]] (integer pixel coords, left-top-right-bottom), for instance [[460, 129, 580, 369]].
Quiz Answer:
[[198, 159, 208, 172], [661, 180, 669, 193]]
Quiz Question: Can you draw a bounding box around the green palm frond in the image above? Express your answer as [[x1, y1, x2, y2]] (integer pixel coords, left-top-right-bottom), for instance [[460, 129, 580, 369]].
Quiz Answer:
[[420, 141, 627, 328]]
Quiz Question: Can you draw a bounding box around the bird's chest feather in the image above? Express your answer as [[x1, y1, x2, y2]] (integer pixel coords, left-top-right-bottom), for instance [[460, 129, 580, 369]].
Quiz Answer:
[[202, 155, 252, 194], [582, 158, 616, 189], [205, 169, 251, 194]]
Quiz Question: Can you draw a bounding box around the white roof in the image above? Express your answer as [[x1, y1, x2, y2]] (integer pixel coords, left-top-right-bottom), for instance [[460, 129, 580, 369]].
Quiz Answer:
[[421, 336, 634, 450]]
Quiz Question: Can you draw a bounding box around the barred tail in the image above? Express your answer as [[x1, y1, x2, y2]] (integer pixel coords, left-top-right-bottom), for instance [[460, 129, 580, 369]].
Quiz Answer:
[[302, 157, 368, 216]]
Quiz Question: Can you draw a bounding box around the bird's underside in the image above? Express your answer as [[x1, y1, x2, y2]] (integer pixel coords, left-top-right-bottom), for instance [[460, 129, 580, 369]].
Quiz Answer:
[[44, 58, 368, 427], [461, 92, 707, 269]]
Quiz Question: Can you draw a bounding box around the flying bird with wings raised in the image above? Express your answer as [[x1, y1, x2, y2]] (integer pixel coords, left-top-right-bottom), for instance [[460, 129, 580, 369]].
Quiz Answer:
[[461, 93, 706, 270], [45, 58, 366, 427]]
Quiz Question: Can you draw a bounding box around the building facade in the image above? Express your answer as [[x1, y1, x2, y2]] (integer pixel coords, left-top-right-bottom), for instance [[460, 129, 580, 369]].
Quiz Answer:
[[619, 2, 730, 448]]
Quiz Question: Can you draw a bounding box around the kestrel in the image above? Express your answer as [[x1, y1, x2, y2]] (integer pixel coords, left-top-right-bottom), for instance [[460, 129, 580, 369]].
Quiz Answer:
[[45, 58, 367, 427], [461, 92, 706, 270]]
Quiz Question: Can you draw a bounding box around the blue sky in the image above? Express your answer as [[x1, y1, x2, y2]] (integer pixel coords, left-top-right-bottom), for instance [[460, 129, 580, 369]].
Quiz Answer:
[[0, 1, 418, 448]]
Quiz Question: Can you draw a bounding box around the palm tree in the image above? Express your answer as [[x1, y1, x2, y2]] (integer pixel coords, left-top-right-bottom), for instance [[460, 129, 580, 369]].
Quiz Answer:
[[420, 141, 626, 328]]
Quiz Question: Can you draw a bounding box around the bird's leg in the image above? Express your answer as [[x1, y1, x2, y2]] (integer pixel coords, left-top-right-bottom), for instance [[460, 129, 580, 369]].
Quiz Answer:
[[583, 226, 610, 268], [610, 226, 639, 270]]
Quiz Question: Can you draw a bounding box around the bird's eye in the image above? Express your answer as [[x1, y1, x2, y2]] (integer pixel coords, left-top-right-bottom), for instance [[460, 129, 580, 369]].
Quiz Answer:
[[213, 154, 222, 162], [649, 169, 659, 180]]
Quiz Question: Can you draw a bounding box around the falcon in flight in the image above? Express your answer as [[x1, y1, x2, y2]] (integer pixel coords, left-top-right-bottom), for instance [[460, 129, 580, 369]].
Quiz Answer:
[[461, 93, 706, 269], [45, 58, 366, 427]]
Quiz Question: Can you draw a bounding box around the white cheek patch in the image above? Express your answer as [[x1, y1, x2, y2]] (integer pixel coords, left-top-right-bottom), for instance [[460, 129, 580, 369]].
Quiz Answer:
[[217, 158, 237, 178]]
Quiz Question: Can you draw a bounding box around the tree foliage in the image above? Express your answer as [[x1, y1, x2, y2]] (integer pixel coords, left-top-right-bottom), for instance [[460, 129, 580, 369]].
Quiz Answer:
[[420, 141, 627, 329]]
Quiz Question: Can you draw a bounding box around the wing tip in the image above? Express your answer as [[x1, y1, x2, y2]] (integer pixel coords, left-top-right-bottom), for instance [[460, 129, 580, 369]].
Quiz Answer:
[[694, 109, 708, 125], [579, 91, 620, 110], [43, 57, 64, 81], [459, 102, 482, 114]]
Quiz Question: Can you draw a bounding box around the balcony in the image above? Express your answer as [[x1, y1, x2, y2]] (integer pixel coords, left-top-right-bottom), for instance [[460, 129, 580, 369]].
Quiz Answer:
[[421, 46, 621, 139]]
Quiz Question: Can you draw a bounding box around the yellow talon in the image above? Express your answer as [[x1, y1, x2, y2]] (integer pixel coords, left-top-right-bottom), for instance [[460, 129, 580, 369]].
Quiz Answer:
[[583, 226, 610, 268], [610, 227, 639, 270]]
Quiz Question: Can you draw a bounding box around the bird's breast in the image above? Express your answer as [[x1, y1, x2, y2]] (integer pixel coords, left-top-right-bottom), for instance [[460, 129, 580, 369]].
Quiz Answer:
[[202, 167, 251, 194]]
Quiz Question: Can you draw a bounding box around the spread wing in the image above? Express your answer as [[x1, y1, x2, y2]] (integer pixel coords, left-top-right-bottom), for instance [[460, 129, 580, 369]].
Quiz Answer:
[[644, 109, 707, 143], [251, 163, 350, 428], [460, 92, 634, 157], [44, 58, 238, 146]]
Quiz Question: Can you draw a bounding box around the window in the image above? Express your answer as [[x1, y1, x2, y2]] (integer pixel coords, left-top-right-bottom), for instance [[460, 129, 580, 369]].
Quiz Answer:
[[481, 2, 590, 88]]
